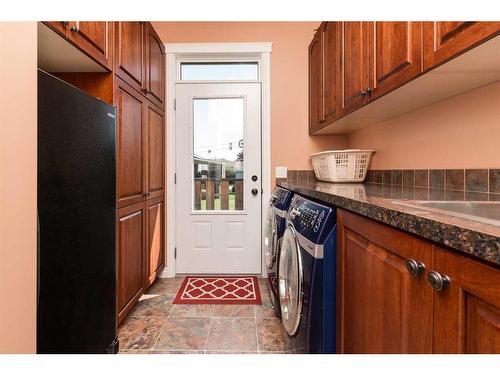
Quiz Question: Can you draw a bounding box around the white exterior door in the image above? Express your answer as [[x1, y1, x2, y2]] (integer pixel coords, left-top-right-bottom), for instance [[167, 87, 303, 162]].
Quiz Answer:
[[175, 83, 262, 274]]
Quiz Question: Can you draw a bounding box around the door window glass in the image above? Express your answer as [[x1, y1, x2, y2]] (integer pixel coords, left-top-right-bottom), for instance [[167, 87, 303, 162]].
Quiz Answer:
[[193, 98, 244, 211], [181, 62, 258, 81]]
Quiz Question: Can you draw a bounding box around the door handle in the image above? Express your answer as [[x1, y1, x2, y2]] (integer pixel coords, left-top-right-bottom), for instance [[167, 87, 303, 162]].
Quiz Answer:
[[251, 188, 259, 196]]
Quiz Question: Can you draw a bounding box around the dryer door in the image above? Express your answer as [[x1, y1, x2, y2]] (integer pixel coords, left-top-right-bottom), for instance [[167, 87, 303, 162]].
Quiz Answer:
[[278, 224, 303, 336], [264, 204, 277, 269]]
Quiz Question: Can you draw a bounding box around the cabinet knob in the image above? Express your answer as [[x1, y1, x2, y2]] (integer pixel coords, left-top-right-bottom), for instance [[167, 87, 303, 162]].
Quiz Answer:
[[366, 87, 373, 95], [360, 90, 367, 96], [70, 25, 79, 33], [406, 259, 425, 277], [427, 271, 451, 291]]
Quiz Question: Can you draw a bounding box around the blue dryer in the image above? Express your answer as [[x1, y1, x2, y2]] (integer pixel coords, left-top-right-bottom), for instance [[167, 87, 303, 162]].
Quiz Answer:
[[264, 187, 294, 316], [278, 194, 336, 353]]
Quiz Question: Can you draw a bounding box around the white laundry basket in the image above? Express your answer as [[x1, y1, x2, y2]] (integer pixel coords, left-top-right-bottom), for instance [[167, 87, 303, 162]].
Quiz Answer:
[[311, 149, 375, 183]]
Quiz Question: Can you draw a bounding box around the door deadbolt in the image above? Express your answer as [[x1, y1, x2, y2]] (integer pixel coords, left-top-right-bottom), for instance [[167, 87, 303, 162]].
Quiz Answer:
[[251, 175, 258, 182]]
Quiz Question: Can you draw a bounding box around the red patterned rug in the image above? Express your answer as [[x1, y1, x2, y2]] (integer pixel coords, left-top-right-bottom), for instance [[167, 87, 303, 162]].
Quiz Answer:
[[173, 276, 262, 305]]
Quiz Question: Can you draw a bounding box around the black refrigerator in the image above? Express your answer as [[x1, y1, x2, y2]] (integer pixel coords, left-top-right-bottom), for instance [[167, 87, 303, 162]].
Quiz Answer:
[[37, 70, 118, 353]]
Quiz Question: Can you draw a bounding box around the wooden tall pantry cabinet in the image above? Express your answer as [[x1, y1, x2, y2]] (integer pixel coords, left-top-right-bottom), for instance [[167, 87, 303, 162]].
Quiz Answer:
[[114, 22, 166, 324], [43, 21, 166, 325]]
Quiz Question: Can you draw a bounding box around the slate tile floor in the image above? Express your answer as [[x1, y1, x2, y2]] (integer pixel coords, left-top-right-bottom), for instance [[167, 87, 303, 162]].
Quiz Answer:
[[118, 277, 294, 354]]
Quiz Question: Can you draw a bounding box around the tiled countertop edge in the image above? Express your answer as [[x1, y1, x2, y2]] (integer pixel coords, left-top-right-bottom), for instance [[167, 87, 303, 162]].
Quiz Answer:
[[277, 181, 500, 267]]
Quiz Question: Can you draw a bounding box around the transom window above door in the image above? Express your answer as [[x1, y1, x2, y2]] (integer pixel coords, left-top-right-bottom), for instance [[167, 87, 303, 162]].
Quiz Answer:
[[180, 62, 259, 81]]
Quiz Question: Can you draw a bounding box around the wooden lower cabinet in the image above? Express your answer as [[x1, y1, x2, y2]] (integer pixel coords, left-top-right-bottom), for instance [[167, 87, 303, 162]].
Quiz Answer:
[[433, 247, 500, 353], [337, 208, 500, 353], [116, 197, 165, 324], [117, 202, 146, 324], [145, 197, 165, 287], [337, 209, 433, 353]]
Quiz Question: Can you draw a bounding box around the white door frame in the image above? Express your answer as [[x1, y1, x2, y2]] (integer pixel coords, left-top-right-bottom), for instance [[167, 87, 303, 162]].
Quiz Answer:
[[160, 42, 272, 278]]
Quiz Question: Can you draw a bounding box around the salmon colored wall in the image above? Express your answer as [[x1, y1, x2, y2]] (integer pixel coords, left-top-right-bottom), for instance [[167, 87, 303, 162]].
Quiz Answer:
[[0, 22, 37, 353], [347, 81, 500, 169], [151, 22, 347, 181]]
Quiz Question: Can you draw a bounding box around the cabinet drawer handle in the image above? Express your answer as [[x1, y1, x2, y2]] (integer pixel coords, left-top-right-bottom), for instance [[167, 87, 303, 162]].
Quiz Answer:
[[427, 271, 451, 291], [406, 259, 425, 277], [70, 25, 79, 33]]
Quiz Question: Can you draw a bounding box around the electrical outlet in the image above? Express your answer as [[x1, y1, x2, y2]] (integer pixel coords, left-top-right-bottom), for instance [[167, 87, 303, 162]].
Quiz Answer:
[[275, 166, 287, 178]]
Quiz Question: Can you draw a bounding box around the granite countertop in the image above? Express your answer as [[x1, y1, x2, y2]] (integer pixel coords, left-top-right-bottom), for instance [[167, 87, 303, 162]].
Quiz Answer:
[[277, 180, 500, 266]]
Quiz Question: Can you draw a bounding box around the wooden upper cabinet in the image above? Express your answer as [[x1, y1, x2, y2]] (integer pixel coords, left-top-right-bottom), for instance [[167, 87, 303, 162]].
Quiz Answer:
[[43, 21, 113, 70], [44, 21, 69, 37], [308, 29, 323, 133], [337, 209, 433, 353], [423, 22, 500, 70], [341, 22, 373, 116], [145, 24, 166, 109], [371, 22, 422, 99], [115, 78, 146, 208], [67, 22, 113, 70], [115, 22, 145, 93], [146, 102, 165, 199], [322, 22, 342, 125], [145, 197, 165, 287], [432, 247, 500, 353]]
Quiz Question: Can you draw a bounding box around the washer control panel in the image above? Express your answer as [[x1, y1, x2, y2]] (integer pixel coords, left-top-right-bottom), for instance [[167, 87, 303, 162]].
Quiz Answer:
[[298, 203, 326, 233], [272, 187, 293, 210], [288, 195, 334, 245]]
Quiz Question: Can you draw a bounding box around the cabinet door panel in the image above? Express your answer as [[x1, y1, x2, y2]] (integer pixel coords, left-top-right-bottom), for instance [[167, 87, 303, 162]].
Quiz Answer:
[[433, 248, 500, 353], [117, 203, 145, 323], [115, 22, 145, 93], [341, 22, 373, 116], [115, 79, 146, 208], [146, 24, 166, 109], [145, 198, 164, 286], [322, 22, 342, 125], [372, 22, 422, 99], [337, 209, 433, 353], [44, 21, 68, 38], [308, 29, 323, 133], [146, 103, 165, 198], [45, 21, 112, 70], [423, 22, 500, 70], [69, 21, 111, 67]]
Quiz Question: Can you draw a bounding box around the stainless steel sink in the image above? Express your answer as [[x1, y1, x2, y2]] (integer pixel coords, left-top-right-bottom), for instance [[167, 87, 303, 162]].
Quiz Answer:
[[394, 201, 500, 226]]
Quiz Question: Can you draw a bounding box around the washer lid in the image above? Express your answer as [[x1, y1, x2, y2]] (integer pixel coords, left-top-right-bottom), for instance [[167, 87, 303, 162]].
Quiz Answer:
[[278, 224, 303, 336]]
